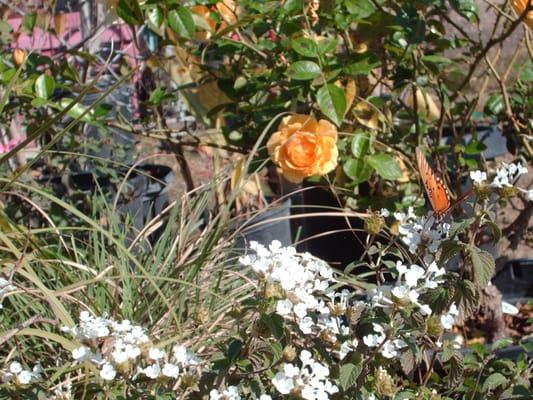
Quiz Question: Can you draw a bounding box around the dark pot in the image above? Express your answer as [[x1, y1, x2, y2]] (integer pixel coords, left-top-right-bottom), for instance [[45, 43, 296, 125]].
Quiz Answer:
[[291, 184, 366, 270], [39, 164, 173, 243], [440, 124, 508, 160], [233, 198, 292, 250]]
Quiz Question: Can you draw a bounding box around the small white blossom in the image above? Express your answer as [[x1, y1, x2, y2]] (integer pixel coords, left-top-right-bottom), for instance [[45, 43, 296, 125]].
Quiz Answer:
[[470, 170, 487, 184], [162, 363, 180, 378], [209, 386, 242, 400], [100, 363, 116, 381], [141, 363, 161, 379], [72, 346, 92, 362], [441, 304, 459, 329], [380, 208, 390, 217], [148, 347, 166, 360]]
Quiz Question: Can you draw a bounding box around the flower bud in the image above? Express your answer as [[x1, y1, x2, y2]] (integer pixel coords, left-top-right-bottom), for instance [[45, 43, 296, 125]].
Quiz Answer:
[[194, 306, 209, 324], [13, 48, 27, 66], [500, 185, 518, 198], [364, 211, 385, 235], [282, 345, 297, 362], [426, 315, 443, 337], [180, 372, 199, 389], [375, 366, 397, 398]]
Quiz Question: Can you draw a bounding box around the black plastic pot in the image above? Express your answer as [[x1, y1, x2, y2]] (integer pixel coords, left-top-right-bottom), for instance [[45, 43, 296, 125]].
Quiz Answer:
[[233, 199, 292, 250], [440, 124, 509, 160], [493, 259, 533, 304], [291, 185, 366, 270], [39, 164, 173, 243]]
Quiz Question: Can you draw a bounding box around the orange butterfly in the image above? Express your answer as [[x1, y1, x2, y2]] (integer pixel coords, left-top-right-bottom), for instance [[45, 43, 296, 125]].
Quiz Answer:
[[416, 147, 452, 217]]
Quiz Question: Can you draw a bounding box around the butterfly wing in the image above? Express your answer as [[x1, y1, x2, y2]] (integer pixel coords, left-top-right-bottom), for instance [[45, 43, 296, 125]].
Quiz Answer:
[[416, 147, 451, 216]]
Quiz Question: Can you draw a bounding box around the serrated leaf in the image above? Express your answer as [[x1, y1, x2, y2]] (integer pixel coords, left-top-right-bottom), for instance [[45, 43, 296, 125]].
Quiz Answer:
[[440, 240, 465, 264], [483, 220, 502, 243], [482, 372, 508, 393], [447, 351, 464, 387], [351, 131, 372, 158], [287, 60, 321, 80], [449, 217, 475, 239], [339, 363, 362, 390], [366, 153, 402, 180], [35, 74, 55, 100], [226, 339, 243, 362], [168, 7, 195, 38], [469, 247, 495, 288], [456, 279, 480, 317], [424, 285, 453, 315], [316, 84, 347, 126], [291, 37, 318, 57], [261, 313, 284, 339], [400, 349, 416, 375], [343, 158, 373, 184]]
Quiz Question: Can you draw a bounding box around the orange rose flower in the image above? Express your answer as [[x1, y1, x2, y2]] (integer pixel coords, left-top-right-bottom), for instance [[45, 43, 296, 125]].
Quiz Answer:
[[267, 114, 338, 183], [513, 0, 533, 29]]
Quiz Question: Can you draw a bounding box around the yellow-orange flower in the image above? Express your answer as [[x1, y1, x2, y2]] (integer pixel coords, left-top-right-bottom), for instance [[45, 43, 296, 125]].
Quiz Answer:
[[267, 114, 338, 183], [513, 0, 533, 29]]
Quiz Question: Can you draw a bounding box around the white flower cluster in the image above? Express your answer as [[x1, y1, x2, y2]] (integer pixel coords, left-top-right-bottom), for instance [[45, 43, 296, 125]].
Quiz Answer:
[[209, 387, 272, 400], [471, 162, 532, 200], [369, 261, 445, 317], [239, 241, 357, 359], [489, 162, 527, 188], [272, 350, 339, 400], [0, 277, 15, 310], [1, 361, 43, 386], [394, 208, 449, 262], [362, 261, 449, 358], [62, 312, 201, 382]]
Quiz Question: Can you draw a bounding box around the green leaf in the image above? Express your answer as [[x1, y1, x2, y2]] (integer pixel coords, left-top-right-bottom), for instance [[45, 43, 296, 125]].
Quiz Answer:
[[351, 131, 372, 158], [421, 55, 452, 65], [485, 94, 504, 115], [448, 217, 475, 239], [22, 12, 37, 33], [147, 6, 164, 31], [343, 158, 373, 183], [450, 0, 479, 21], [345, 0, 376, 19], [344, 53, 380, 76], [456, 279, 480, 317], [57, 98, 93, 122], [317, 38, 338, 55], [261, 313, 284, 339], [148, 87, 165, 105], [116, 0, 143, 25], [168, 6, 195, 38], [366, 153, 402, 180], [439, 240, 465, 264], [316, 83, 346, 126], [339, 363, 362, 390], [226, 339, 243, 362], [482, 372, 508, 393], [491, 338, 513, 352], [447, 351, 464, 387], [286, 60, 321, 80], [291, 37, 318, 57], [34, 74, 55, 100], [469, 247, 495, 288]]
